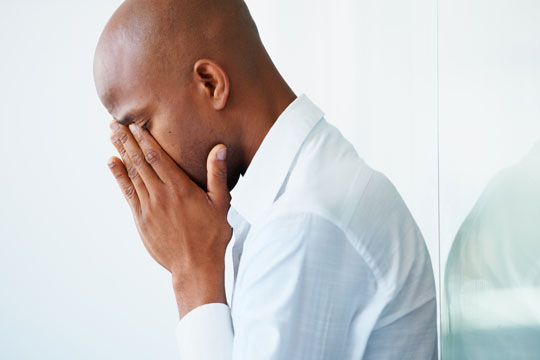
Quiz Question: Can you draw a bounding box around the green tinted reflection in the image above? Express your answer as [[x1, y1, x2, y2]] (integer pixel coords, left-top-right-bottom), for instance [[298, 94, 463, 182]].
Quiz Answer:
[[443, 141, 540, 359]]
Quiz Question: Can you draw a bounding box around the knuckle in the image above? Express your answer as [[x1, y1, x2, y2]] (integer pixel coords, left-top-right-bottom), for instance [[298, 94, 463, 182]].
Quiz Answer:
[[217, 168, 227, 180], [144, 149, 159, 164], [118, 146, 128, 157], [130, 151, 142, 166], [127, 165, 138, 179], [169, 182, 184, 197], [175, 184, 191, 199], [140, 200, 151, 217], [124, 185, 136, 199], [119, 132, 129, 144], [151, 190, 164, 204], [111, 169, 123, 179]]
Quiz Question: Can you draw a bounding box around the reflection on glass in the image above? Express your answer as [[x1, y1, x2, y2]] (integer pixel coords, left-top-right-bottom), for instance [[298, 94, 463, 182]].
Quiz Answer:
[[443, 141, 540, 359]]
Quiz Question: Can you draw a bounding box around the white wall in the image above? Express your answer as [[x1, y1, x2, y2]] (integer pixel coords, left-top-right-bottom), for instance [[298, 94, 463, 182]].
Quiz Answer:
[[1, 1, 180, 359], [1, 0, 440, 359], [439, 0, 540, 267]]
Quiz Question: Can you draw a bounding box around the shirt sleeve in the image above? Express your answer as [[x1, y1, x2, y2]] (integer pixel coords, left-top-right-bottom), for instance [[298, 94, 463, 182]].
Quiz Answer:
[[175, 302, 233, 360], [175, 211, 377, 359]]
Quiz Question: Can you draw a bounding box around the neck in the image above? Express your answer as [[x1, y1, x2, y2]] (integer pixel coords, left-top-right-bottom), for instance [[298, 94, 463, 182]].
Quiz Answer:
[[238, 75, 297, 177]]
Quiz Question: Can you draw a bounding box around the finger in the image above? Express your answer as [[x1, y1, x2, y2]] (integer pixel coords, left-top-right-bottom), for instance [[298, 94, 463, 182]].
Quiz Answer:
[[110, 129, 149, 203], [127, 123, 192, 187], [206, 144, 231, 210], [111, 122, 162, 191], [107, 156, 141, 214]]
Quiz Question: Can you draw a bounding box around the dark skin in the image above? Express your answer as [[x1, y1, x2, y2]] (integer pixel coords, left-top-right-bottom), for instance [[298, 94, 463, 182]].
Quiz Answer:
[[93, 0, 296, 318]]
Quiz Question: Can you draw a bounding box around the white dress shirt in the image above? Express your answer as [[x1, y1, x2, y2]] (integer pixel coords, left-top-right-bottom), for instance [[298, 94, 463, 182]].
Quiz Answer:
[[175, 93, 437, 359]]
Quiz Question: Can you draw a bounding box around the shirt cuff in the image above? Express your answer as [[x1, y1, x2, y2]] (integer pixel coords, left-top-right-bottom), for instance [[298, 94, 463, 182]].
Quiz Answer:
[[175, 302, 234, 360]]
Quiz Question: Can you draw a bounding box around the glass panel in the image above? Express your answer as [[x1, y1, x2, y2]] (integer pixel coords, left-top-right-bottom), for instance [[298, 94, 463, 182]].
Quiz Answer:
[[439, 0, 540, 358]]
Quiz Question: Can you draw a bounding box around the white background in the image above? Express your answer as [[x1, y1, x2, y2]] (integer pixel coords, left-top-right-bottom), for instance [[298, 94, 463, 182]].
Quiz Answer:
[[438, 0, 540, 277], [0, 0, 537, 359]]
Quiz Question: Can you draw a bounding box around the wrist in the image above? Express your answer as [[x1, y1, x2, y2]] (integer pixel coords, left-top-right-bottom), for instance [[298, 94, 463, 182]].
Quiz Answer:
[[172, 266, 227, 319]]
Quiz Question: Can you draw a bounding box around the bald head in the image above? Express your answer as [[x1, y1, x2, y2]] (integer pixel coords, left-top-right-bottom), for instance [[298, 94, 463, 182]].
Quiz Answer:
[[93, 0, 296, 191], [94, 0, 263, 112]]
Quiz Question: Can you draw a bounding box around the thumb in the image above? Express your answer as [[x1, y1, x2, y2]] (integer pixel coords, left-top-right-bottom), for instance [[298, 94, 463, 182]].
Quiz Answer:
[[206, 144, 230, 209]]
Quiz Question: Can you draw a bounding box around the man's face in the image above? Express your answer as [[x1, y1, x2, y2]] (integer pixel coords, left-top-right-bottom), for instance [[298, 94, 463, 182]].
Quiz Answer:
[[93, 42, 220, 190]]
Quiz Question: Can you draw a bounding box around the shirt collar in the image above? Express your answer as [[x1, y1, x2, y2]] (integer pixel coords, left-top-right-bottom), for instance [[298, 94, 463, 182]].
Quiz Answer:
[[229, 93, 324, 225]]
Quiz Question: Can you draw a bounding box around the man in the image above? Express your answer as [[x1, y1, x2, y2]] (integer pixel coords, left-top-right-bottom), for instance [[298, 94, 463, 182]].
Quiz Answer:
[[93, 0, 437, 358]]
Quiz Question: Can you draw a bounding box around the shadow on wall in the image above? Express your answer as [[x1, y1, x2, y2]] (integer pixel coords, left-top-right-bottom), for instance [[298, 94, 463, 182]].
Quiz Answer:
[[443, 140, 540, 360]]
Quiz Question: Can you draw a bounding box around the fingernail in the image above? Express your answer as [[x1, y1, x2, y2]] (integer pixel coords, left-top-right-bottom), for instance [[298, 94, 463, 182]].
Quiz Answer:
[[110, 122, 119, 132], [107, 160, 116, 168], [217, 148, 227, 161], [129, 123, 138, 133]]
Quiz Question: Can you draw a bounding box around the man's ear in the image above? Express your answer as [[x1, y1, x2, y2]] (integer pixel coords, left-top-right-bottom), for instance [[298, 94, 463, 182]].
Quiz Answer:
[[193, 59, 230, 111]]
